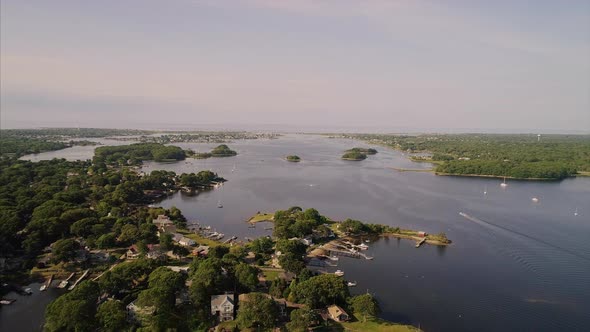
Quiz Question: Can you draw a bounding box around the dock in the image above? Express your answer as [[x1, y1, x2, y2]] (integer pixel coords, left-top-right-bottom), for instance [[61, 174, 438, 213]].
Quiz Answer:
[[415, 238, 426, 248], [58, 272, 76, 289], [222, 236, 238, 244], [68, 269, 89, 291]]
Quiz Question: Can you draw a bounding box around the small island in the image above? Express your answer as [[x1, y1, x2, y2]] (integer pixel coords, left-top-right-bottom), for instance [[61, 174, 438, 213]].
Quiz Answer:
[[341, 151, 367, 161], [286, 155, 301, 162], [193, 144, 238, 159], [345, 147, 378, 155]]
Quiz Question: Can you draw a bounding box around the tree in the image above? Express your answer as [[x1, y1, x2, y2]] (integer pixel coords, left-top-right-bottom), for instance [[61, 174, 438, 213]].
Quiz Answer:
[[159, 233, 173, 251], [235, 263, 259, 291], [287, 307, 319, 332], [289, 274, 349, 309], [96, 233, 117, 249], [118, 224, 139, 244], [269, 278, 288, 298], [45, 281, 100, 332], [52, 238, 78, 263], [236, 293, 279, 330], [96, 300, 127, 331], [351, 294, 380, 322]]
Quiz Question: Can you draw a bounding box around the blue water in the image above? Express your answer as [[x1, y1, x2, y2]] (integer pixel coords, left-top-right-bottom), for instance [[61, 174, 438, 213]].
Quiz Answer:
[[15, 134, 590, 331]]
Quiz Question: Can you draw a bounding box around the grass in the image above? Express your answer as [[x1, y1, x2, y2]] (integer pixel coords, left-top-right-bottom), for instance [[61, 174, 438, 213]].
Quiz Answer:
[[248, 212, 275, 223], [177, 229, 221, 247], [258, 267, 284, 281], [338, 316, 422, 332]]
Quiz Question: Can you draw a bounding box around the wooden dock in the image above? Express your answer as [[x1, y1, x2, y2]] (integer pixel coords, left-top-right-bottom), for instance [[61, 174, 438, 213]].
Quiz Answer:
[[415, 238, 426, 248], [68, 269, 89, 291]]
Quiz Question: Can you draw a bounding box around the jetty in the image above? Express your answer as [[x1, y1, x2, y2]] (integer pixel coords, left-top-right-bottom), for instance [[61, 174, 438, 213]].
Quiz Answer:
[[58, 272, 76, 289], [415, 238, 426, 248], [40, 274, 54, 291], [68, 269, 89, 291], [222, 236, 238, 244]]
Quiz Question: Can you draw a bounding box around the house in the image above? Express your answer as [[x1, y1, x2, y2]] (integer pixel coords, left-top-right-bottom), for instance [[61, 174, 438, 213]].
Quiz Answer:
[[179, 237, 196, 247], [126, 301, 155, 324], [126, 246, 141, 260], [211, 293, 235, 322], [327, 305, 349, 322], [301, 237, 313, 246], [146, 244, 166, 260], [193, 245, 210, 257], [89, 250, 110, 262], [417, 231, 427, 237], [153, 215, 174, 227]]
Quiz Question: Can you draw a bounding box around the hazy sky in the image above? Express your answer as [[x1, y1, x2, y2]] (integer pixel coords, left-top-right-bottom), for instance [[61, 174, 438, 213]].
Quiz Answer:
[[1, 0, 589, 132]]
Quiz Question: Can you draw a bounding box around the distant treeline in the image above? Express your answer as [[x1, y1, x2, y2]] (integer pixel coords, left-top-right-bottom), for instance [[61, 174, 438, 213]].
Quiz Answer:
[[344, 133, 590, 179], [94, 143, 186, 165], [0, 137, 68, 157]]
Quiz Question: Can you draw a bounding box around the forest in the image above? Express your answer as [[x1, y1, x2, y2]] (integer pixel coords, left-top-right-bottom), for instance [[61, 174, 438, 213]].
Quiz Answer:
[[344, 133, 590, 179], [94, 143, 187, 165]]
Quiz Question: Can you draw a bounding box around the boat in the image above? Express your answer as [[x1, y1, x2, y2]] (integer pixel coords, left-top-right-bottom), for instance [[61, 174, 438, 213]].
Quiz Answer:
[[217, 200, 223, 208], [358, 243, 369, 250], [364, 239, 370, 243], [500, 177, 508, 187], [39, 285, 47, 291], [57, 280, 69, 289], [347, 281, 357, 287], [483, 185, 487, 195], [23, 288, 33, 295], [574, 208, 578, 216], [334, 270, 344, 277], [531, 197, 539, 203], [0, 299, 16, 305]]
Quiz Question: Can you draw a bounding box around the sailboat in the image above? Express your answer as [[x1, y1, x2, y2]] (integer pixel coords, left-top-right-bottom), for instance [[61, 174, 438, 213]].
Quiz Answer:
[[574, 208, 578, 216], [500, 177, 508, 188], [483, 185, 487, 195]]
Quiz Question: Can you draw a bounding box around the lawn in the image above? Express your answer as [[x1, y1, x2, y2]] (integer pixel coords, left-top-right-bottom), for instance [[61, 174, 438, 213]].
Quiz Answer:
[[248, 212, 275, 223], [177, 229, 221, 247], [338, 316, 422, 332]]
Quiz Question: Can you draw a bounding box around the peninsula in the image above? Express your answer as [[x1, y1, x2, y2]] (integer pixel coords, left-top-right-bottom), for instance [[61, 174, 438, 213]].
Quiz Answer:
[[286, 155, 301, 162]]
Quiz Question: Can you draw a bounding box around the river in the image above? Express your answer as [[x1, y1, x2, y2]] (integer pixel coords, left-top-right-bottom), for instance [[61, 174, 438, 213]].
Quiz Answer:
[[11, 133, 590, 331]]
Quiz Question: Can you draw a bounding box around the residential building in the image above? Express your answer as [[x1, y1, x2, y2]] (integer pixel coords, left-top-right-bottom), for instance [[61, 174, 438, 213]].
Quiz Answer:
[[211, 293, 235, 322], [327, 305, 349, 322]]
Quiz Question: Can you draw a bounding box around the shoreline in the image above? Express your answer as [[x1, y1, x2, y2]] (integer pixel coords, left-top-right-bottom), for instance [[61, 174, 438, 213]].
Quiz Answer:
[[434, 172, 564, 181]]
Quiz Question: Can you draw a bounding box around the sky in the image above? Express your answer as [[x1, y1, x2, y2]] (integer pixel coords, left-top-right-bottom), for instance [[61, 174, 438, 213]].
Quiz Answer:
[[1, 0, 589, 133]]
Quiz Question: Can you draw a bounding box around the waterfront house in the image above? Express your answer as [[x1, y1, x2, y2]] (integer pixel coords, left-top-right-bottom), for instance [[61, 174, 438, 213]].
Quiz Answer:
[[126, 301, 155, 324], [327, 305, 349, 322], [126, 246, 141, 260], [172, 233, 196, 246], [153, 214, 174, 227], [211, 293, 235, 322]]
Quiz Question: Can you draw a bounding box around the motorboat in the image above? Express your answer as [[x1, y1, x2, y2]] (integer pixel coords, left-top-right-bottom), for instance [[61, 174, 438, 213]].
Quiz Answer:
[[334, 270, 344, 277], [347, 281, 357, 287]]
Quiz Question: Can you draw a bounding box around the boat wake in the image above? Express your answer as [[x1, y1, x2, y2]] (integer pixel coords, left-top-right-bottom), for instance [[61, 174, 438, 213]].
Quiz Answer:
[[459, 212, 590, 262]]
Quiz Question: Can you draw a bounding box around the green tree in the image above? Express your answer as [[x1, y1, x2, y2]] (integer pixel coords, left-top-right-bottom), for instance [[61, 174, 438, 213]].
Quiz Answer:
[[351, 293, 380, 322], [51, 238, 78, 263], [286, 307, 319, 332], [236, 293, 279, 330], [45, 281, 100, 332], [96, 300, 128, 331], [235, 263, 259, 291]]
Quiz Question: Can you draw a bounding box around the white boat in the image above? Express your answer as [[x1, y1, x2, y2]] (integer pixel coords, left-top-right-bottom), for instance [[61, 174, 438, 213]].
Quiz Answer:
[[39, 285, 47, 291], [334, 270, 344, 277], [23, 288, 33, 295], [574, 208, 578, 216], [364, 239, 370, 243], [347, 281, 357, 287], [57, 280, 69, 289], [358, 243, 369, 250], [500, 177, 508, 187], [531, 197, 539, 203], [217, 200, 223, 208], [483, 185, 487, 195]]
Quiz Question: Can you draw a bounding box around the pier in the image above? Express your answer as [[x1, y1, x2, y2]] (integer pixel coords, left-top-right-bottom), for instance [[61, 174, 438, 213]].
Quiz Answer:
[[68, 269, 89, 291], [415, 238, 426, 248]]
